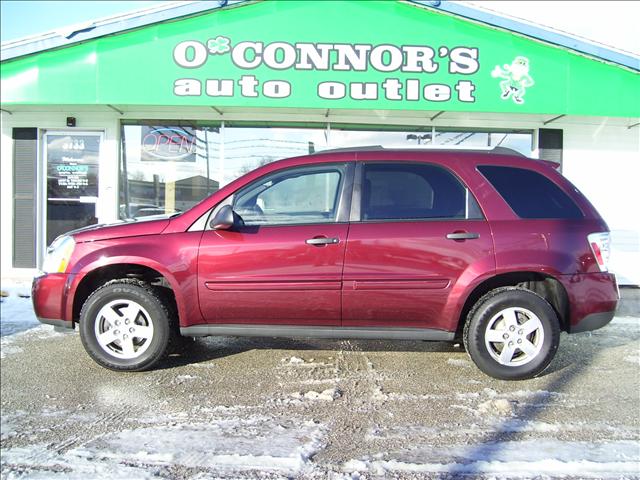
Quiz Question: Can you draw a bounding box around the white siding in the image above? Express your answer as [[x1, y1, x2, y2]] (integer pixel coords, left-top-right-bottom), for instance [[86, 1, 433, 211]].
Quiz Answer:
[[1, 108, 638, 284], [562, 122, 640, 285]]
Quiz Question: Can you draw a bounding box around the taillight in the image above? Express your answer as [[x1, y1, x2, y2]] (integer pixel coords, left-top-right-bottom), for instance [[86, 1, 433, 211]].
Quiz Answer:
[[588, 232, 611, 272]]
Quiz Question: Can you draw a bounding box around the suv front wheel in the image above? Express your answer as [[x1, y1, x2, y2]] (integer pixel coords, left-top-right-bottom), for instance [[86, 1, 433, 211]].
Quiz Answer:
[[79, 279, 173, 371], [464, 287, 561, 380]]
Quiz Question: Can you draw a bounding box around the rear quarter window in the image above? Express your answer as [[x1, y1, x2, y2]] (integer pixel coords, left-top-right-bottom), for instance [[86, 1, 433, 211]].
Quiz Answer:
[[478, 165, 583, 219]]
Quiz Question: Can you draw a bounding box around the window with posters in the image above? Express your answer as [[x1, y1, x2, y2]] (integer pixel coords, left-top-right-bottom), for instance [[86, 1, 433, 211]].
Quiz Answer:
[[45, 132, 100, 245]]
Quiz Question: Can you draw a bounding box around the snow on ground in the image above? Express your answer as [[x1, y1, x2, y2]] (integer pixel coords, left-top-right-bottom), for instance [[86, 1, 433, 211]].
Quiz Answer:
[[82, 417, 324, 473], [0, 281, 38, 337], [0, 280, 65, 359], [342, 439, 640, 477], [2, 415, 325, 478], [1, 279, 639, 479]]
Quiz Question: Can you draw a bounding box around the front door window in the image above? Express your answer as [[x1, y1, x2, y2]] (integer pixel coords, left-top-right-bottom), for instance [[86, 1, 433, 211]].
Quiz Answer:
[[233, 166, 345, 226]]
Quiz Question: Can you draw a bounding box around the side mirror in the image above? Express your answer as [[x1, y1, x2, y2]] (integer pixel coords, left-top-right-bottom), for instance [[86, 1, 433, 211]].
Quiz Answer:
[[209, 205, 237, 230]]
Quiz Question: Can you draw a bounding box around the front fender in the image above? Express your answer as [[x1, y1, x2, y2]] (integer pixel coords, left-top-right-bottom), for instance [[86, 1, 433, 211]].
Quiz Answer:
[[65, 232, 203, 327]]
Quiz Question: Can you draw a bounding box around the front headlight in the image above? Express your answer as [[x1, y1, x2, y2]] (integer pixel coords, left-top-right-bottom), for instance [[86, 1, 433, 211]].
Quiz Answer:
[[42, 236, 76, 274]]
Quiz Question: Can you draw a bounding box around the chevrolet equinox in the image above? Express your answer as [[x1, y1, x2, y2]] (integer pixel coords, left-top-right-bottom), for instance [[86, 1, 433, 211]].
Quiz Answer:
[[32, 147, 618, 380]]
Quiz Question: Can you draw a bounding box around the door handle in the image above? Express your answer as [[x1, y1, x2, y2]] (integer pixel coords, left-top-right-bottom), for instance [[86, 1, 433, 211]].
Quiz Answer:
[[446, 232, 480, 241], [306, 237, 340, 246]]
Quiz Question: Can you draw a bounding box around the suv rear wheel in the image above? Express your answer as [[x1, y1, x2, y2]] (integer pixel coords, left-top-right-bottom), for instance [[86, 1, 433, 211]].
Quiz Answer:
[[464, 287, 560, 380], [79, 279, 173, 371]]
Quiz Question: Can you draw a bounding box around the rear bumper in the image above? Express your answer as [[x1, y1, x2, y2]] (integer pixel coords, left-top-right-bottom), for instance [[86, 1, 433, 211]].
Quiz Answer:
[[570, 310, 616, 333], [560, 272, 619, 333]]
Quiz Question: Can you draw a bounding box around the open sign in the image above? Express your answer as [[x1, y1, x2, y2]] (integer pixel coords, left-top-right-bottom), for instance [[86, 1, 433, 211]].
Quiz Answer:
[[141, 127, 196, 161]]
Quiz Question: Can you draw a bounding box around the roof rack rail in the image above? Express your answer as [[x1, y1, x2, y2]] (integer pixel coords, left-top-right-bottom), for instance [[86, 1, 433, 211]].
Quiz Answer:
[[313, 146, 385, 154], [313, 145, 526, 156]]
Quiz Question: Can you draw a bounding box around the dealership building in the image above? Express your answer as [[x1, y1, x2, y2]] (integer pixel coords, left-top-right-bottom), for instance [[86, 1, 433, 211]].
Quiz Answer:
[[1, 0, 639, 284]]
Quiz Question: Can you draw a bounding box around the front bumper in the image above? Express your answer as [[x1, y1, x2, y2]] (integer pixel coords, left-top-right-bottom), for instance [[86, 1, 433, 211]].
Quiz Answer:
[[32, 273, 74, 329]]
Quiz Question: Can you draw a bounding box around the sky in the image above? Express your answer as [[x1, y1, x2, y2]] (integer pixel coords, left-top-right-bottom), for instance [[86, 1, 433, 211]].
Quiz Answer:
[[0, 1, 170, 42], [461, 1, 640, 56], [1, 0, 639, 57]]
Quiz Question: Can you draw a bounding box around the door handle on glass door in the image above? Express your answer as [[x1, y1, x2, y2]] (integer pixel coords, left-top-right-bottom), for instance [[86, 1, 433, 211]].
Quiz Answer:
[[306, 237, 340, 246]]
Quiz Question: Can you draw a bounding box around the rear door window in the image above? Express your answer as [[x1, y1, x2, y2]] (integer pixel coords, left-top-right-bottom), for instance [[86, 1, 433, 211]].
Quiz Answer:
[[361, 163, 482, 221], [478, 165, 583, 219]]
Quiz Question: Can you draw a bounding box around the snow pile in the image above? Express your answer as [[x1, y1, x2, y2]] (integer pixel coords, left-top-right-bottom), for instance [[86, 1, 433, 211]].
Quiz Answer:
[[281, 355, 332, 368], [291, 388, 342, 402], [372, 385, 386, 401], [370, 385, 442, 402], [463, 388, 567, 417], [172, 374, 198, 384], [478, 398, 517, 417], [447, 357, 472, 367], [286, 355, 306, 365]]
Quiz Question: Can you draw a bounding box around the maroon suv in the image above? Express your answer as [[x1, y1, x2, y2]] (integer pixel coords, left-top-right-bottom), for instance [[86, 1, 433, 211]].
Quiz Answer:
[[32, 147, 618, 380]]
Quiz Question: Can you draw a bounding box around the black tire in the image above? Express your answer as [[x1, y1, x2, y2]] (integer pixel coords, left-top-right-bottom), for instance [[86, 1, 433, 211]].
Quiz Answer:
[[463, 287, 560, 380], [79, 279, 174, 371]]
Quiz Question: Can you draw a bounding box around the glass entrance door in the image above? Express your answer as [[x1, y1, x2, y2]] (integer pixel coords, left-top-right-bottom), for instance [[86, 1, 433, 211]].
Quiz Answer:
[[44, 132, 101, 246]]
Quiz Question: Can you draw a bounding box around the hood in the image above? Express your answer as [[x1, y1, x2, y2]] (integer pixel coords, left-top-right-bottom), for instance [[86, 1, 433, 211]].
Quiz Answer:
[[69, 215, 172, 243]]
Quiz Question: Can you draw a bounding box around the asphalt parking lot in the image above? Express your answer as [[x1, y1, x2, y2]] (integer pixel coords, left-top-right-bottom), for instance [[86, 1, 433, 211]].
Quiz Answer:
[[1, 315, 639, 479]]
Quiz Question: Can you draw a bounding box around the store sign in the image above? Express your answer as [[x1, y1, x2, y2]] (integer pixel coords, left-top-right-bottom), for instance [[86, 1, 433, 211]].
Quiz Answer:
[[141, 126, 196, 162], [1, 0, 637, 117], [173, 39, 483, 105]]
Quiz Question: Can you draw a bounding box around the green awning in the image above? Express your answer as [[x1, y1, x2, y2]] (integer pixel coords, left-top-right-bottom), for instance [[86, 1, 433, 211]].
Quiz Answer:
[[1, 0, 638, 117]]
